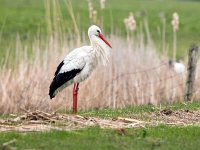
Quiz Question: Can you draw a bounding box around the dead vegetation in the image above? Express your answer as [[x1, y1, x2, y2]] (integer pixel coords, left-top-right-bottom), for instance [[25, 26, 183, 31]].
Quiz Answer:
[[0, 109, 200, 132], [152, 109, 200, 126], [0, 110, 145, 132], [1, 35, 193, 114]]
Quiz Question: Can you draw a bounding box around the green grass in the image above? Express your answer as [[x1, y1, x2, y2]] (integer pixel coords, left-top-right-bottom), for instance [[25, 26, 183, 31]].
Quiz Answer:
[[80, 101, 200, 118], [0, 114, 15, 119], [0, 102, 200, 150], [0, 0, 200, 60], [0, 126, 200, 150]]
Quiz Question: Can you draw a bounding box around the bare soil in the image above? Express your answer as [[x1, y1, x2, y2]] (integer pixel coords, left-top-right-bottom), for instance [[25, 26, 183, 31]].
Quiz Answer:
[[151, 109, 200, 126]]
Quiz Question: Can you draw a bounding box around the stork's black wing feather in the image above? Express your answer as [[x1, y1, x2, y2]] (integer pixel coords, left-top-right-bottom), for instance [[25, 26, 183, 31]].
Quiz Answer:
[[49, 69, 82, 99], [54, 61, 64, 76]]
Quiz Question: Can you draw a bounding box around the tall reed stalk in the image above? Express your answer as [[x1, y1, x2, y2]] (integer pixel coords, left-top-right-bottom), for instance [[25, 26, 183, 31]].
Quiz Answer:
[[172, 12, 179, 61]]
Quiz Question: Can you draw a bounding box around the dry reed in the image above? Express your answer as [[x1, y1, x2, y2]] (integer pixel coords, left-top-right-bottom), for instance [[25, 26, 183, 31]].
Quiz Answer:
[[100, 0, 106, 10], [0, 32, 194, 114], [171, 12, 179, 61]]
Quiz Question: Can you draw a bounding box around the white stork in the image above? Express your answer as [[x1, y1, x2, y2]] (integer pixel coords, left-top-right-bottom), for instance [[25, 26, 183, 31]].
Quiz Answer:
[[49, 25, 112, 114], [169, 60, 185, 74]]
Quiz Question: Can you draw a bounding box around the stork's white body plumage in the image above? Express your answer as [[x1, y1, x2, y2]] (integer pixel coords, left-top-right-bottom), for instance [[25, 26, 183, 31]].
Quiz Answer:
[[66, 46, 96, 83], [53, 46, 97, 96], [49, 25, 112, 113], [173, 62, 185, 74], [169, 60, 185, 74]]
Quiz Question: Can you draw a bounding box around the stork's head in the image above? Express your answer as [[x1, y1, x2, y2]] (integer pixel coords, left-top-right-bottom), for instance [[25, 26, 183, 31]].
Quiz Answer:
[[88, 25, 112, 48]]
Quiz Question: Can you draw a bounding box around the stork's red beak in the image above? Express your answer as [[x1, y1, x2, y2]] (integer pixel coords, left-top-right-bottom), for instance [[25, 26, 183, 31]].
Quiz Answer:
[[99, 34, 112, 48]]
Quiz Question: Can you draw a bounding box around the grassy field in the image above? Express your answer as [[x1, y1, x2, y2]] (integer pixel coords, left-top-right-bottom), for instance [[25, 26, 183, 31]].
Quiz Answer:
[[80, 101, 200, 118], [0, 102, 200, 150], [0, 126, 200, 150], [0, 0, 200, 58]]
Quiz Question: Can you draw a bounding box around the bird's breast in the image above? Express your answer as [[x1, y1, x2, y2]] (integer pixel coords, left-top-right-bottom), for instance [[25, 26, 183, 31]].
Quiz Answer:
[[73, 57, 97, 83]]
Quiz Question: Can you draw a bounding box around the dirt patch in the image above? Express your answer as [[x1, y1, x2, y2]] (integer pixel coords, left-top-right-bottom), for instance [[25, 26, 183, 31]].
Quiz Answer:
[[0, 109, 200, 132], [151, 109, 200, 126]]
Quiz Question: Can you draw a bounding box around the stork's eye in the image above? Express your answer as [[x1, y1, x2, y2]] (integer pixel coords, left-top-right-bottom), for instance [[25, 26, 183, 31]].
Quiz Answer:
[[97, 30, 100, 34]]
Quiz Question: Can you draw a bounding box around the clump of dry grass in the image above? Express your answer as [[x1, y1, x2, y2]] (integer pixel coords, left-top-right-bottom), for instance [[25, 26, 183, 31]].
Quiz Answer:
[[123, 12, 137, 40], [171, 12, 179, 32], [124, 12, 137, 32], [87, 0, 98, 24], [100, 0, 106, 10]]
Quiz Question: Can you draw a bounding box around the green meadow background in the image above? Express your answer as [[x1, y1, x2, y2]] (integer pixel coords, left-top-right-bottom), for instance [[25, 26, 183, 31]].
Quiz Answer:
[[0, 0, 200, 59]]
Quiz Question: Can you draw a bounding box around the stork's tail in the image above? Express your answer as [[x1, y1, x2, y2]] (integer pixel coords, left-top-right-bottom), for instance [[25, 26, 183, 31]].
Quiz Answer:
[[49, 78, 57, 99], [49, 69, 82, 99], [49, 76, 67, 99]]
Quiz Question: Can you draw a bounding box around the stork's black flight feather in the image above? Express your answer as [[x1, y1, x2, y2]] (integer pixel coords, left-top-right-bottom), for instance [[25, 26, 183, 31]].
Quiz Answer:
[[49, 68, 82, 99], [54, 61, 64, 76]]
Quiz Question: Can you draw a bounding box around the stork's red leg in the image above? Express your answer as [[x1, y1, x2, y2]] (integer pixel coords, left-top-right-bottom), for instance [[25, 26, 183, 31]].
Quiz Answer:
[[72, 83, 79, 114]]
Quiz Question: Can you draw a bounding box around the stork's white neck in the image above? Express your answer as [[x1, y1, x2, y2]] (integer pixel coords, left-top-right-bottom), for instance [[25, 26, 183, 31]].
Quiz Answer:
[[89, 35, 110, 66]]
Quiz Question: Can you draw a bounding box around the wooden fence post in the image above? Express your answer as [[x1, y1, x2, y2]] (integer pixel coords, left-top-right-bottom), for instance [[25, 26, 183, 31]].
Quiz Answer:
[[185, 45, 199, 101]]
